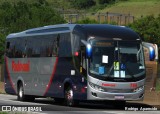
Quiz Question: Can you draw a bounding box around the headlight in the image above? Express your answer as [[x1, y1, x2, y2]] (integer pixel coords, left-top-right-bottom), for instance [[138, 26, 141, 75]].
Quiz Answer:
[[133, 86, 144, 92], [89, 82, 105, 92]]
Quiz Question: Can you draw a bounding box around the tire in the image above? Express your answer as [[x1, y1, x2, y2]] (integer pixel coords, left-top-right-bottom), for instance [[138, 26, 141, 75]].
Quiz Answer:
[[17, 83, 26, 101], [64, 86, 79, 106], [17, 83, 35, 102]]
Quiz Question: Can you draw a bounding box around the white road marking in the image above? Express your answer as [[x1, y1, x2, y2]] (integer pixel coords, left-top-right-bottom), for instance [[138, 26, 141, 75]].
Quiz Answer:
[[0, 98, 47, 105]]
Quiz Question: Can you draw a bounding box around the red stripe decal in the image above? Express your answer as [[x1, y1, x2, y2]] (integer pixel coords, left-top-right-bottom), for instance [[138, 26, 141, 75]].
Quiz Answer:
[[43, 57, 58, 96], [5, 57, 16, 93]]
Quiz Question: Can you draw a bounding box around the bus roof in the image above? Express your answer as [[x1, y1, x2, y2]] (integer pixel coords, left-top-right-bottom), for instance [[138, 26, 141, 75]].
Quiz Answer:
[[6, 24, 76, 39], [7, 24, 140, 41], [80, 24, 140, 41]]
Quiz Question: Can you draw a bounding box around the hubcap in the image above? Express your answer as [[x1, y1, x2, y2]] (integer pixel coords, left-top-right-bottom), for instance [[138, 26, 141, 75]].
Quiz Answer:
[[67, 89, 73, 100], [65, 88, 73, 105], [19, 86, 23, 98]]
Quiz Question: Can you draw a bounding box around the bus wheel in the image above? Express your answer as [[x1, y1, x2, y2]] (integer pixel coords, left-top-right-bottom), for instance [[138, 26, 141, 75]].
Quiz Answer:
[[17, 83, 26, 101], [64, 86, 78, 106]]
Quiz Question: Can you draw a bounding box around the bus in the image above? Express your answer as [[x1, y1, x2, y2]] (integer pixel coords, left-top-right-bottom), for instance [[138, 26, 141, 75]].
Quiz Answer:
[[4, 24, 146, 107]]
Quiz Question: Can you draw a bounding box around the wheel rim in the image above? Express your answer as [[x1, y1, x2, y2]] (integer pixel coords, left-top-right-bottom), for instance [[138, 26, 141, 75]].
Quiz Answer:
[[65, 88, 73, 105], [19, 86, 23, 98]]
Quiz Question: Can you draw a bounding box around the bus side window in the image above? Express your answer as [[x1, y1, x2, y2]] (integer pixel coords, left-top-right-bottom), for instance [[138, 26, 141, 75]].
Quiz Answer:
[[52, 35, 59, 57], [8, 41, 16, 58], [6, 42, 10, 57], [23, 40, 27, 58]]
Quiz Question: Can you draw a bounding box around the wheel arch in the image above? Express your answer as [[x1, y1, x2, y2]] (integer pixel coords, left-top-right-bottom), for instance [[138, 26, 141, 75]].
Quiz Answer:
[[16, 77, 25, 94], [63, 78, 74, 95]]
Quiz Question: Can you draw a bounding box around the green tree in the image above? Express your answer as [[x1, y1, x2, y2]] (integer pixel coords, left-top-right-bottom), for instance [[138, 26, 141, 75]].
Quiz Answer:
[[71, 0, 96, 9], [98, 0, 115, 4], [128, 15, 160, 44], [77, 18, 98, 24], [0, 1, 66, 63]]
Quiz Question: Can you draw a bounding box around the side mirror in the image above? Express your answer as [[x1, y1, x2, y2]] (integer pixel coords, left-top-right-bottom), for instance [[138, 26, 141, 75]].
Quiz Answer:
[[86, 44, 92, 58]]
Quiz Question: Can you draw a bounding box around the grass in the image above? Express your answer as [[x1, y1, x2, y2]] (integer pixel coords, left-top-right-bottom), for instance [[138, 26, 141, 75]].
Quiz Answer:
[[98, 0, 160, 18], [156, 79, 160, 91], [0, 82, 5, 94], [0, 112, 8, 114], [156, 63, 160, 91]]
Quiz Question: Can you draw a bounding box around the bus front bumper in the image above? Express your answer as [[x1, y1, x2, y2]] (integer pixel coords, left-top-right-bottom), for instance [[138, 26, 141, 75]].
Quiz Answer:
[[87, 86, 144, 101]]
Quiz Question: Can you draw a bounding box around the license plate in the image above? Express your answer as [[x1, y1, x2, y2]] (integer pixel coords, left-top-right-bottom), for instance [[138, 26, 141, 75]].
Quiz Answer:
[[115, 95, 124, 100]]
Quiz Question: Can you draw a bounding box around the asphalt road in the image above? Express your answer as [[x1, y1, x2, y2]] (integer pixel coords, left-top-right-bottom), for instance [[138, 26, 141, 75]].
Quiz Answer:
[[0, 94, 159, 114]]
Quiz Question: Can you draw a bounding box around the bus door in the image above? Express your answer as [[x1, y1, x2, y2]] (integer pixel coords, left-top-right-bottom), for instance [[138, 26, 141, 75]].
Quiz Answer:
[[80, 46, 87, 77]]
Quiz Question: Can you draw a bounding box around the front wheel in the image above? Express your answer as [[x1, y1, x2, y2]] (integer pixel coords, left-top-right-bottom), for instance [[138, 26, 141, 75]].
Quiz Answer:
[[64, 86, 78, 106]]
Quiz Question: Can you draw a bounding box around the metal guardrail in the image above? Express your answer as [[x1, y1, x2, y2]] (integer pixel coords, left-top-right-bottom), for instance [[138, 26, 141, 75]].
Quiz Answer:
[[63, 12, 134, 25]]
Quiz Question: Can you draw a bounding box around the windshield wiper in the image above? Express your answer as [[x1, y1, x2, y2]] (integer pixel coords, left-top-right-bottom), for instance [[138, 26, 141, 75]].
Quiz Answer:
[[106, 64, 114, 77]]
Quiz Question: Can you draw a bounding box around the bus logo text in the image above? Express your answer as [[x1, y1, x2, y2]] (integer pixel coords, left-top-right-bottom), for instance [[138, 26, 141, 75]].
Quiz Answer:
[[102, 83, 116, 87], [12, 60, 30, 72]]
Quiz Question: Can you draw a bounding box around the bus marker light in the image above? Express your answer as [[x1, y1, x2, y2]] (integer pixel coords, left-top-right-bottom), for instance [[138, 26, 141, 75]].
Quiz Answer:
[[74, 52, 79, 56], [81, 87, 87, 93], [73, 86, 77, 89]]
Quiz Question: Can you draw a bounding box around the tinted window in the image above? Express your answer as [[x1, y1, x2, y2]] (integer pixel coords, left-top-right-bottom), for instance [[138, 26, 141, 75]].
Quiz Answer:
[[59, 33, 71, 57]]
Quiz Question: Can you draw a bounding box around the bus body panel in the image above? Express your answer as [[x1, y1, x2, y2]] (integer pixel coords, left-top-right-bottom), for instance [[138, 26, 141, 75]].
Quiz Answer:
[[87, 75, 145, 100], [5, 56, 87, 100], [4, 24, 145, 103]]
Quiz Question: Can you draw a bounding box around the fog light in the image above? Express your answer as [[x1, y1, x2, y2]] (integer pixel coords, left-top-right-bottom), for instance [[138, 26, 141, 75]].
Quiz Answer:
[[134, 86, 144, 92]]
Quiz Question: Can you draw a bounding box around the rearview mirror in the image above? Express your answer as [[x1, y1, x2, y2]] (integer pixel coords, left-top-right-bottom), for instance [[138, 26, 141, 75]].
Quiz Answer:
[[86, 44, 92, 58]]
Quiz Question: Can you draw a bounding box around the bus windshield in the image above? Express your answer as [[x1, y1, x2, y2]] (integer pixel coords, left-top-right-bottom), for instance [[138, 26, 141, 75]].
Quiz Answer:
[[89, 40, 145, 79]]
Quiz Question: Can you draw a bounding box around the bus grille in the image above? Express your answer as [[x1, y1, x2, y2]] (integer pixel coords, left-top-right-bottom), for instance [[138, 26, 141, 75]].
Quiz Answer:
[[105, 88, 134, 93]]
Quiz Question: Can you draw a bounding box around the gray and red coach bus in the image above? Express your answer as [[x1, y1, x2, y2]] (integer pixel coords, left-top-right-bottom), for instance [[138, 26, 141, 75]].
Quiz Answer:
[[4, 24, 146, 106]]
